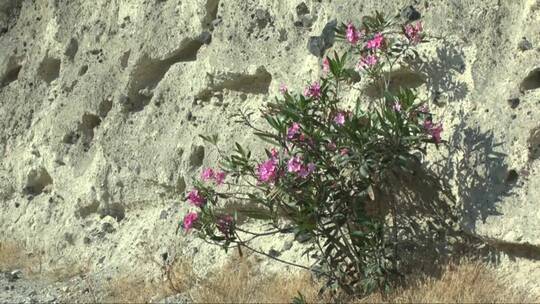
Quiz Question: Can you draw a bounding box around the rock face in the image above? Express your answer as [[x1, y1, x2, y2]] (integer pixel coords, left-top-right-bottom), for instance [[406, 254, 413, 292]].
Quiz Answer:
[[0, 0, 539, 296]]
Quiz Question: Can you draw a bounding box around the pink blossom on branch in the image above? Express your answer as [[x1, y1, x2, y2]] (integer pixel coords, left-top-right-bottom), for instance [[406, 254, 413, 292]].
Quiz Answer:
[[322, 57, 330, 74], [304, 81, 322, 100], [187, 189, 206, 207], [357, 54, 378, 70], [366, 33, 385, 50], [279, 83, 288, 94], [287, 122, 301, 140], [334, 112, 346, 126], [257, 158, 279, 183], [201, 168, 215, 181], [287, 156, 303, 173], [217, 214, 234, 236], [327, 141, 337, 151], [404, 22, 423, 45], [346, 22, 362, 45], [214, 171, 226, 185], [183, 212, 199, 232], [423, 120, 443, 143], [298, 163, 315, 178]]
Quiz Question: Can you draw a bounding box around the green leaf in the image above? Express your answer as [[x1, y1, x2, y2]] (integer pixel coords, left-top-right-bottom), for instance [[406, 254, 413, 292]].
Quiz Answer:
[[253, 132, 280, 145], [237, 207, 274, 220], [367, 185, 375, 201], [291, 292, 307, 304], [350, 231, 365, 238]]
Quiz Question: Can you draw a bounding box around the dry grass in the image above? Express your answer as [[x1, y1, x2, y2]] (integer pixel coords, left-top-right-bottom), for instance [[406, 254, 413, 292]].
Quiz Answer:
[[4, 240, 536, 303], [0, 240, 90, 282], [191, 254, 328, 303], [103, 254, 195, 303], [191, 257, 537, 303], [361, 261, 538, 303], [0, 241, 40, 273]]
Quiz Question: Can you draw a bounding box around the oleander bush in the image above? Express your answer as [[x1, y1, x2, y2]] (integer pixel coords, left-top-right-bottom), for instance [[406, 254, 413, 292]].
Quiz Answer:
[[179, 11, 457, 298]]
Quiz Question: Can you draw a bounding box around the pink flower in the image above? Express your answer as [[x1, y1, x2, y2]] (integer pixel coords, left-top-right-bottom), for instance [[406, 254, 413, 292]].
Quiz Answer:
[[187, 189, 206, 207], [298, 163, 315, 178], [346, 22, 362, 45], [340, 148, 349, 156], [393, 101, 401, 112], [287, 156, 303, 173], [327, 142, 337, 151], [322, 57, 330, 74], [270, 148, 279, 158], [304, 81, 322, 100], [405, 22, 423, 45], [419, 104, 429, 113], [424, 120, 443, 143], [217, 214, 234, 237], [334, 112, 346, 126], [257, 158, 279, 183], [366, 33, 384, 50], [357, 54, 378, 70], [279, 83, 288, 94], [183, 212, 199, 232], [214, 171, 226, 185], [431, 123, 443, 143], [201, 168, 215, 181], [287, 122, 301, 140]]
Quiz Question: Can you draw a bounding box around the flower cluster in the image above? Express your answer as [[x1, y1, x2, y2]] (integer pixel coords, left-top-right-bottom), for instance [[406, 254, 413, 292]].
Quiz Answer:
[[187, 189, 205, 207], [182, 212, 198, 232], [404, 22, 423, 45], [181, 167, 231, 233], [350, 19, 423, 73], [304, 81, 322, 99], [201, 168, 226, 185], [257, 156, 280, 183], [424, 119, 443, 143], [333, 112, 349, 126], [217, 215, 234, 237], [346, 22, 363, 45], [287, 155, 315, 178]]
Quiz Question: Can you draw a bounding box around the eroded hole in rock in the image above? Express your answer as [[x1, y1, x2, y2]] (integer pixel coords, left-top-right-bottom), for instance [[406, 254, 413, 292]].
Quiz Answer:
[[505, 169, 519, 184], [99, 203, 126, 222], [63, 131, 80, 144], [38, 56, 61, 84], [78, 200, 100, 218], [0, 63, 22, 88], [365, 69, 426, 98], [197, 66, 272, 100], [120, 50, 130, 69], [520, 68, 540, 92], [64, 38, 79, 61], [78, 65, 88, 76], [126, 40, 204, 112], [204, 0, 220, 27], [527, 126, 540, 161], [176, 176, 186, 193], [98, 98, 113, 118], [24, 167, 53, 195], [78, 113, 101, 151], [218, 66, 272, 94], [189, 145, 205, 167], [0, 0, 23, 35]]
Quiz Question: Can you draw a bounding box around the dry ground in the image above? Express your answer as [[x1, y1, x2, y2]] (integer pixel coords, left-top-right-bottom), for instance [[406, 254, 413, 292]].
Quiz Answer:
[[1, 241, 538, 303]]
